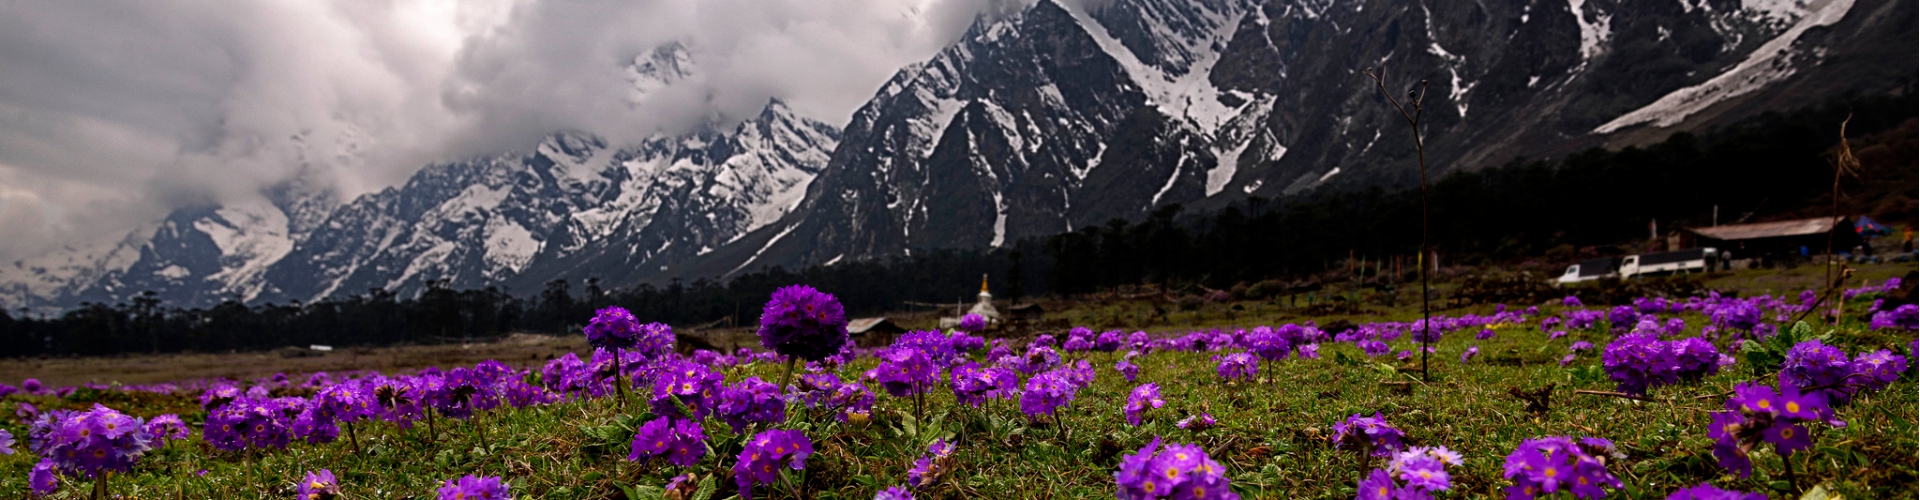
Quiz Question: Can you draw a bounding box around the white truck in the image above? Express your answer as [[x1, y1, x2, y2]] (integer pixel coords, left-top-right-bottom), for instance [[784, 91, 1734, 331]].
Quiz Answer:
[[1557, 248, 1722, 284]]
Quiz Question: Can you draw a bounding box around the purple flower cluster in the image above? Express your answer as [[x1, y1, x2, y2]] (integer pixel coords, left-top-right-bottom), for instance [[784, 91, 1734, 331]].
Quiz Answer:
[[1358, 340, 1390, 357], [1358, 446, 1462, 499], [1333, 412, 1406, 458], [1019, 365, 1085, 421], [1501, 436, 1622, 499], [757, 284, 850, 362], [877, 486, 915, 500], [204, 396, 302, 451], [734, 429, 814, 499], [1460, 346, 1479, 363], [584, 306, 643, 350], [629, 416, 707, 467], [1869, 303, 1917, 330], [790, 373, 875, 423], [1124, 383, 1165, 426], [1600, 333, 1724, 395], [25, 405, 157, 495], [649, 359, 724, 420], [949, 362, 1018, 407], [1114, 436, 1239, 500], [907, 438, 955, 490], [1778, 339, 1908, 404], [958, 313, 987, 333], [874, 347, 940, 398], [436, 474, 510, 500], [1214, 352, 1258, 381], [716, 377, 786, 433], [1709, 382, 1837, 477]]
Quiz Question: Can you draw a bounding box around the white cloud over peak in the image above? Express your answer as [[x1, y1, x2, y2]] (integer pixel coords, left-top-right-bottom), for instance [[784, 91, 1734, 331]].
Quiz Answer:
[[0, 0, 1010, 262]]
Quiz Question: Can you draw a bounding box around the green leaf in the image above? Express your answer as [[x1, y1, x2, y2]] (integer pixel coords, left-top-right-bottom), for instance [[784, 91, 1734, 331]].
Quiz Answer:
[[692, 475, 717, 500], [631, 485, 665, 500]]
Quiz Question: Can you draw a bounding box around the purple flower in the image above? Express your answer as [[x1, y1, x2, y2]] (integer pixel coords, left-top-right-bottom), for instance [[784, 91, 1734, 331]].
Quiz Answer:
[[1244, 327, 1292, 362], [1115, 352, 1141, 382], [734, 429, 813, 500], [1476, 328, 1496, 340], [1176, 413, 1216, 431], [1113, 436, 1238, 500], [1215, 352, 1258, 381], [1379, 446, 1461, 495], [436, 475, 510, 500], [1501, 436, 1621, 499], [1017, 346, 1062, 375], [717, 377, 787, 433], [297, 469, 340, 500], [1568, 341, 1594, 352], [0, 429, 13, 455], [30, 461, 57, 496], [649, 359, 724, 420], [1460, 346, 1479, 364], [958, 313, 987, 333], [584, 306, 643, 350], [1562, 296, 1583, 307], [1333, 413, 1406, 458], [757, 285, 851, 362], [1358, 340, 1390, 357], [1356, 468, 1405, 500], [874, 347, 940, 398], [1711, 381, 1839, 477], [907, 438, 955, 489], [1779, 338, 1906, 404], [1019, 368, 1082, 421], [22, 378, 42, 394], [1124, 383, 1165, 426], [1298, 343, 1321, 359], [876, 486, 915, 500], [1665, 482, 1768, 500], [1549, 330, 1570, 340], [630, 415, 705, 467]]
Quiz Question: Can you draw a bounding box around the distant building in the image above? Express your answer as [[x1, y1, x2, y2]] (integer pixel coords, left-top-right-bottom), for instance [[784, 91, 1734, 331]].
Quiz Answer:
[[939, 275, 1000, 330], [847, 317, 906, 347], [1687, 216, 1863, 259]]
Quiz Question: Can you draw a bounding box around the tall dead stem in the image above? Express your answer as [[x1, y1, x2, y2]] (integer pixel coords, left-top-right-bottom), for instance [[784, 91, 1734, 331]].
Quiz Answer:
[[1365, 68, 1432, 382]]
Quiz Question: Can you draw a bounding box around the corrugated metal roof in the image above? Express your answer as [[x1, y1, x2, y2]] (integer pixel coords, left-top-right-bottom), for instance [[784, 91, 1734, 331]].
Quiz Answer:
[[847, 317, 891, 334], [1689, 217, 1842, 241]]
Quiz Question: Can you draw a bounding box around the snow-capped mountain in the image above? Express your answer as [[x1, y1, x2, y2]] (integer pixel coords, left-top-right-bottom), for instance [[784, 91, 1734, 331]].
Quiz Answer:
[[252, 96, 839, 303], [0, 0, 1907, 310], [676, 0, 1909, 278]]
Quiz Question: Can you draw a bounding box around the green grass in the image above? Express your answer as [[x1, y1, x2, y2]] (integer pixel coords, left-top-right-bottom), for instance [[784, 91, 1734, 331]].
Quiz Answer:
[[1, 269, 1915, 499]]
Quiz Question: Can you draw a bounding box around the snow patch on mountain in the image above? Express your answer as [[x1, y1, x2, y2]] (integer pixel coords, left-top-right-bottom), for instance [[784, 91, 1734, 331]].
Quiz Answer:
[[1567, 0, 1613, 68], [1593, 0, 1854, 133]]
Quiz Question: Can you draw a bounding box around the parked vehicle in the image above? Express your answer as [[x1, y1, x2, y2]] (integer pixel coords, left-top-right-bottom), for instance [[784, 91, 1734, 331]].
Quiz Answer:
[[1556, 248, 1722, 284], [1557, 257, 1622, 284], [1619, 247, 1720, 278]]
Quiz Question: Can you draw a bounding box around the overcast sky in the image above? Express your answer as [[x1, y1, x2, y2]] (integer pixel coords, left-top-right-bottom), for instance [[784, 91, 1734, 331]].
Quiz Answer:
[[0, 0, 1033, 262]]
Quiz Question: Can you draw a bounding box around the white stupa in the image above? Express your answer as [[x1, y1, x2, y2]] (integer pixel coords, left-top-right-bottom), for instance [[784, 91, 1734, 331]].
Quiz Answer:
[[967, 274, 1000, 322]]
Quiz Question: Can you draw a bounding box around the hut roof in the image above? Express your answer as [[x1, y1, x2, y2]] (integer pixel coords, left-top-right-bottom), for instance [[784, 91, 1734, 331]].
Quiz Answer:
[[1688, 217, 1843, 241]]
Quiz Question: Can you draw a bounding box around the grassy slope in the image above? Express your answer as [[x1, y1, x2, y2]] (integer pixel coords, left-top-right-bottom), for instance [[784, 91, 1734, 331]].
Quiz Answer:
[[0, 266, 1915, 499]]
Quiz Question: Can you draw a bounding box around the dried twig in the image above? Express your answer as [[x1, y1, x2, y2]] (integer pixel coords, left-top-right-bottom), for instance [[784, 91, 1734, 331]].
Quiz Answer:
[[1573, 389, 1666, 403], [1364, 67, 1433, 383]]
